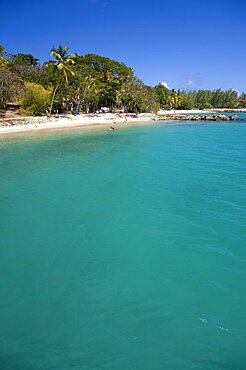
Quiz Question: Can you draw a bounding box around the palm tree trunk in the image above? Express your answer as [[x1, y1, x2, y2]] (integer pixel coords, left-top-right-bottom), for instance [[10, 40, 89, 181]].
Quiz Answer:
[[49, 72, 61, 114]]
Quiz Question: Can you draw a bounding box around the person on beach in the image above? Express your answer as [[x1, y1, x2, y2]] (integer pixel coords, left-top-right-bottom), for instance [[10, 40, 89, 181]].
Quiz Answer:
[[125, 114, 128, 123]]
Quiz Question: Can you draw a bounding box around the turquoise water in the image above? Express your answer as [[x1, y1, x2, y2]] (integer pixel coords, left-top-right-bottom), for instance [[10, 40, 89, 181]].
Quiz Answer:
[[0, 120, 246, 370]]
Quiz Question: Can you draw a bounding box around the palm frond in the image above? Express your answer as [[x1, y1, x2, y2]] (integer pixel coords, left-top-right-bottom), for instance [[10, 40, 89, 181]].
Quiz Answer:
[[50, 45, 76, 84], [57, 62, 64, 71], [51, 51, 63, 62]]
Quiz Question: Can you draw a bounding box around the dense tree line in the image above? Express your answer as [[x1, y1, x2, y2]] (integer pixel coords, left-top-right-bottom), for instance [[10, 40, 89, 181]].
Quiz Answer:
[[154, 85, 244, 110], [0, 45, 245, 116]]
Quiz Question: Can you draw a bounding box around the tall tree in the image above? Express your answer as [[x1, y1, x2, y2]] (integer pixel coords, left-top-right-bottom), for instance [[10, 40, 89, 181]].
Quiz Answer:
[[0, 65, 24, 108], [168, 92, 184, 109], [47, 45, 75, 113], [153, 84, 171, 108], [10, 53, 40, 67]]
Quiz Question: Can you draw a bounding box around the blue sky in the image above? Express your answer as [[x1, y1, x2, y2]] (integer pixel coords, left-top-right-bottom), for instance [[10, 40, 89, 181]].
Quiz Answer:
[[1, 0, 246, 92]]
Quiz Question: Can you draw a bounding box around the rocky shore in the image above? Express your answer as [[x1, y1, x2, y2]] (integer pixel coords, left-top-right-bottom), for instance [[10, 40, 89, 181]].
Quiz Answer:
[[0, 116, 46, 127], [0, 113, 243, 128], [154, 114, 241, 122]]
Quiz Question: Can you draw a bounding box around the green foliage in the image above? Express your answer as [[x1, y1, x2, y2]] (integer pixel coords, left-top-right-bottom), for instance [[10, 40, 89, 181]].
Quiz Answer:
[[168, 93, 184, 109], [153, 84, 171, 108], [154, 88, 239, 110], [240, 92, 246, 108], [76, 54, 135, 110], [10, 53, 40, 66], [211, 89, 237, 108], [0, 65, 24, 106], [0, 56, 10, 69], [12, 64, 50, 86], [0, 44, 244, 116], [48, 45, 75, 82], [21, 82, 52, 116], [179, 91, 195, 109], [1, 48, 50, 88], [46, 45, 75, 113], [57, 53, 159, 113], [194, 90, 212, 109]]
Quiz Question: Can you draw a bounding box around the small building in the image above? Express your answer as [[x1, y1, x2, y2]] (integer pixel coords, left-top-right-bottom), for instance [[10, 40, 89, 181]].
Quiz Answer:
[[236, 98, 245, 107], [3, 102, 21, 118]]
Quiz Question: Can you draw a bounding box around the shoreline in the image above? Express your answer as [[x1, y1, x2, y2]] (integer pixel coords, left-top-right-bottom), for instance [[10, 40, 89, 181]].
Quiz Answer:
[[158, 108, 246, 115], [0, 114, 158, 138], [0, 109, 245, 137]]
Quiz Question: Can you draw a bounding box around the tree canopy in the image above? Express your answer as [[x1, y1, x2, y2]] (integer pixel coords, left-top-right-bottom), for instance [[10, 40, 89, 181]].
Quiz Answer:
[[0, 44, 244, 116]]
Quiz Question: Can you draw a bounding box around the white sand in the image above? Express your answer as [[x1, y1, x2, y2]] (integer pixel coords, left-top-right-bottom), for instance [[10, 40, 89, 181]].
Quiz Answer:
[[0, 113, 156, 136], [1, 109, 244, 136], [158, 109, 207, 115], [206, 108, 246, 112]]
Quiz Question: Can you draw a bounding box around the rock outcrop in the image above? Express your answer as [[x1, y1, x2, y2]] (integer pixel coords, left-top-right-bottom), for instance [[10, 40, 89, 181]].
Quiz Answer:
[[153, 114, 241, 122]]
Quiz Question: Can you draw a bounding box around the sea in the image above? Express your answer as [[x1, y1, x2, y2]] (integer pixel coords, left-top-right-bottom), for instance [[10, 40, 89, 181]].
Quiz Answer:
[[0, 115, 245, 370]]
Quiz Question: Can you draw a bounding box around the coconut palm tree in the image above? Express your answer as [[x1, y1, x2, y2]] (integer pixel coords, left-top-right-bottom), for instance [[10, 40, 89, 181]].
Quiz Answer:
[[48, 45, 75, 114]]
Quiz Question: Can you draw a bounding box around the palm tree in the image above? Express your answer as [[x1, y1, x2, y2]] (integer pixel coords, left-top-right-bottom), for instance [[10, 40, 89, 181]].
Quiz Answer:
[[48, 45, 75, 114]]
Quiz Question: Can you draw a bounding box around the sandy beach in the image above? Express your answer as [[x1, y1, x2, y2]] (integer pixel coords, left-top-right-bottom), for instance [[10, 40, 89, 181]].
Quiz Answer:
[[0, 113, 157, 136], [1, 109, 245, 137], [0, 110, 205, 136]]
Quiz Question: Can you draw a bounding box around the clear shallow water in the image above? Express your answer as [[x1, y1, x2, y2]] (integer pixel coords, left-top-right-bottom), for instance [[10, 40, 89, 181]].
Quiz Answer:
[[0, 120, 246, 370]]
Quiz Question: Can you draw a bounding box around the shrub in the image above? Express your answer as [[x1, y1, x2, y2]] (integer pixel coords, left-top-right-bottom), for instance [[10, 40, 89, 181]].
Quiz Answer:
[[21, 82, 52, 116]]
